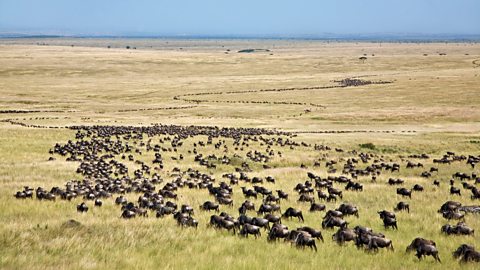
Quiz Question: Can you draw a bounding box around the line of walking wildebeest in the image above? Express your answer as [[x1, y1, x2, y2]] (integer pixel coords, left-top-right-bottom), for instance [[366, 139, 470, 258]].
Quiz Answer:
[[13, 124, 480, 263]]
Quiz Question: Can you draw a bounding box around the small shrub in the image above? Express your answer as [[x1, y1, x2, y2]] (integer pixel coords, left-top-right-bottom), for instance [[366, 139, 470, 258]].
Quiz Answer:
[[359, 143, 376, 150]]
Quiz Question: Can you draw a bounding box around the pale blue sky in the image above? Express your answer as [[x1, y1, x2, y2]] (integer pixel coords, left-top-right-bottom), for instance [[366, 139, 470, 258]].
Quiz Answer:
[[0, 0, 479, 36]]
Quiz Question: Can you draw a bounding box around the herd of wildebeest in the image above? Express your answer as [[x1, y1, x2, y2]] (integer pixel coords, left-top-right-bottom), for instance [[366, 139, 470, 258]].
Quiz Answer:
[[13, 124, 480, 263]]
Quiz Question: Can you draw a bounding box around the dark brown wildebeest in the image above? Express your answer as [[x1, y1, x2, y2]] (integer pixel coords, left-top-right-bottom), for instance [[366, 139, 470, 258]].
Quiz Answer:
[[416, 244, 441, 262], [241, 187, 258, 199], [216, 196, 233, 206], [309, 202, 326, 212], [471, 187, 480, 200], [268, 223, 289, 241], [257, 203, 281, 215], [240, 224, 261, 238], [388, 178, 404, 185], [337, 203, 359, 217], [378, 210, 398, 230], [121, 209, 136, 219], [94, 199, 102, 207], [219, 219, 237, 234], [297, 226, 324, 242], [317, 190, 328, 200], [298, 194, 315, 203], [368, 236, 394, 251], [412, 184, 424, 192], [294, 231, 317, 252], [328, 187, 343, 199], [442, 210, 465, 221], [333, 227, 356, 244], [354, 226, 385, 249], [439, 201, 462, 213], [200, 201, 219, 212], [264, 213, 281, 224], [77, 202, 88, 213], [406, 238, 436, 252], [177, 215, 198, 228], [264, 194, 280, 204], [345, 180, 363, 191], [276, 190, 288, 200], [156, 206, 175, 218], [14, 191, 27, 199], [322, 216, 347, 229], [450, 186, 461, 196], [115, 196, 127, 205], [238, 214, 253, 226], [252, 217, 270, 230], [453, 244, 480, 262], [441, 222, 474, 235], [282, 207, 304, 222], [397, 188, 412, 198], [394, 201, 410, 213], [181, 204, 194, 215]]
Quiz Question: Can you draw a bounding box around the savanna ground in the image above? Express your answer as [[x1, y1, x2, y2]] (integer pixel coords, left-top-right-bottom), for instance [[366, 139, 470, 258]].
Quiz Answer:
[[0, 39, 479, 269]]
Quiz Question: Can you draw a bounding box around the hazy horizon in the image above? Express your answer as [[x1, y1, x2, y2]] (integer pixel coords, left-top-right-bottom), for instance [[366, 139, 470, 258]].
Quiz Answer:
[[1, 0, 479, 37]]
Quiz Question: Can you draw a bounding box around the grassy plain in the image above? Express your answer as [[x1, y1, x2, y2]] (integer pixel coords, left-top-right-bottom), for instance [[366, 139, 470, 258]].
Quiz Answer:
[[0, 39, 479, 269]]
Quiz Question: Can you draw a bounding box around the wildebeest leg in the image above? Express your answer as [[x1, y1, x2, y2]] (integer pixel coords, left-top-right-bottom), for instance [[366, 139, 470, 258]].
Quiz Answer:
[[416, 251, 423, 260]]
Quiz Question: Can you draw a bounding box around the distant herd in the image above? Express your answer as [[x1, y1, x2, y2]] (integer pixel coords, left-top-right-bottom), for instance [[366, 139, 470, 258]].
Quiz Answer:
[[13, 124, 480, 263]]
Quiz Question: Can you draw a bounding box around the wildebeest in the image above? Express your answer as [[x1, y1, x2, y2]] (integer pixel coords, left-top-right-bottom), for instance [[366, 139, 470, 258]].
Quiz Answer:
[[453, 244, 480, 262], [252, 217, 270, 230], [337, 203, 359, 217], [309, 202, 326, 212], [276, 190, 288, 200], [394, 201, 410, 213], [264, 213, 281, 224], [328, 187, 343, 199], [77, 202, 88, 213], [368, 236, 394, 251], [442, 210, 465, 221], [333, 227, 356, 244], [241, 187, 258, 199], [322, 216, 347, 229], [378, 210, 398, 230], [268, 223, 289, 241], [298, 194, 315, 203], [412, 184, 424, 192], [416, 244, 441, 262], [297, 226, 324, 242], [240, 224, 261, 238], [406, 238, 436, 252], [156, 206, 175, 218], [439, 201, 462, 213], [396, 188, 412, 198], [216, 196, 233, 206], [450, 186, 461, 196], [294, 231, 317, 251], [121, 209, 136, 219], [282, 207, 304, 222], [441, 222, 474, 235], [181, 204, 194, 215], [258, 203, 281, 215], [94, 199, 102, 207], [200, 201, 219, 212]]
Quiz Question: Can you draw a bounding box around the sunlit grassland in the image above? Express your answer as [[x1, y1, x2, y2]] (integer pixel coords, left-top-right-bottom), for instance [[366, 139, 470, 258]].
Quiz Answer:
[[0, 40, 479, 269]]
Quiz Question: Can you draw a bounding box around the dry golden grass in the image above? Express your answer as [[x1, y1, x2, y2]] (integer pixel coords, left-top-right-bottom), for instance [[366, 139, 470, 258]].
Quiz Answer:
[[0, 39, 479, 269]]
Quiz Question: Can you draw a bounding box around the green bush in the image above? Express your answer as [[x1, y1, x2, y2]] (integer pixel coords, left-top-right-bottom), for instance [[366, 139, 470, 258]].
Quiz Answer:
[[359, 142, 376, 150]]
